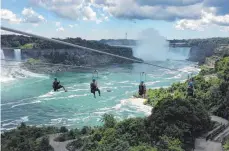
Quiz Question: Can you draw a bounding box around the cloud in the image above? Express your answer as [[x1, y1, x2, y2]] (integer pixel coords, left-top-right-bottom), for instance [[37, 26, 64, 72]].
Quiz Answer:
[[69, 24, 78, 28], [56, 27, 65, 32], [93, 0, 206, 21], [29, 0, 228, 25], [30, 0, 109, 23], [22, 8, 45, 23], [92, 0, 229, 22], [203, 0, 229, 15], [1, 8, 46, 25], [1, 9, 22, 24], [136, 0, 203, 6], [83, 6, 97, 21], [175, 10, 229, 31], [55, 22, 61, 27], [175, 19, 205, 31]]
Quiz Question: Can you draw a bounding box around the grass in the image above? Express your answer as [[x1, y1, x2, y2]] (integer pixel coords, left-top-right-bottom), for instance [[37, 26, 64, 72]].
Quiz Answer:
[[20, 43, 34, 49]]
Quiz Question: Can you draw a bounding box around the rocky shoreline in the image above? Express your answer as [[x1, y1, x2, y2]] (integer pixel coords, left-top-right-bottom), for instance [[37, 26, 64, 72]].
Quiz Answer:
[[20, 62, 97, 74]]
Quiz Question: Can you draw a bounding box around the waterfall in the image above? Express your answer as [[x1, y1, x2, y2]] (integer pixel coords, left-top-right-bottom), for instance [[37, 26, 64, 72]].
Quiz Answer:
[[14, 49, 21, 61], [167, 47, 190, 60], [1, 49, 5, 60]]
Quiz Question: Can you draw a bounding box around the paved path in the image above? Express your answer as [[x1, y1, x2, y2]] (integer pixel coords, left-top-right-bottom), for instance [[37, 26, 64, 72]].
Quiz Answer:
[[211, 116, 229, 125], [194, 116, 229, 151], [49, 133, 77, 151], [194, 139, 223, 151]]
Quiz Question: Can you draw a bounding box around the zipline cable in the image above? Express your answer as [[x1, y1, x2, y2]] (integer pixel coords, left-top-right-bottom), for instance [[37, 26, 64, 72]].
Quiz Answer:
[[1, 26, 178, 71]]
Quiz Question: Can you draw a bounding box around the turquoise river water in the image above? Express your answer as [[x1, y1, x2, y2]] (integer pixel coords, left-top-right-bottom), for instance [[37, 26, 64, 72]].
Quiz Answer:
[[1, 53, 200, 131]]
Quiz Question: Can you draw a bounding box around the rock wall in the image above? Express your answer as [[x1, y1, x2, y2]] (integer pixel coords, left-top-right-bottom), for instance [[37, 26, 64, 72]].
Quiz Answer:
[[16, 47, 137, 66], [188, 44, 217, 64]]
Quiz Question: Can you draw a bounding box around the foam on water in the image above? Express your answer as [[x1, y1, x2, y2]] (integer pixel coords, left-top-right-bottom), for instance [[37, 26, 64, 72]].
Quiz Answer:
[[118, 80, 130, 84], [38, 91, 61, 98], [1, 62, 49, 83], [69, 88, 89, 92], [179, 66, 200, 73], [0, 97, 36, 106], [118, 98, 153, 116], [145, 81, 160, 85], [2, 116, 29, 127], [11, 100, 41, 108], [166, 74, 182, 79], [68, 94, 88, 98]]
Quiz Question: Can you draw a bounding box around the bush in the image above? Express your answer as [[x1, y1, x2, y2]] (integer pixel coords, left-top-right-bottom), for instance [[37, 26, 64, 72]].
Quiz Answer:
[[1, 123, 58, 151], [66, 138, 84, 151], [158, 135, 183, 151], [27, 58, 40, 64], [60, 126, 68, 133], [129, 145, 158, 151], [224, 139, 229, 151], [148, 97, 211, 142], [54, 134, 68, 142], [81, 126, 91, 135], [101, 113, 117, 128]]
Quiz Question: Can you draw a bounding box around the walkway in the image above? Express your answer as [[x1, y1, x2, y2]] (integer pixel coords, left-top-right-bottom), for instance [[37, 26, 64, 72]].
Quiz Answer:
[[194, 116, 229, 151], [49, 133, 77, 151], [211, 115, 229, 125], [194, 139, 223, 151]]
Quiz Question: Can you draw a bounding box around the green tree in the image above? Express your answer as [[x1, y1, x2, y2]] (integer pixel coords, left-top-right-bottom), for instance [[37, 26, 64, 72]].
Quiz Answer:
[[224, 139, 229, 151], [130, 145, 158, 151], [158, 135, 183, 151], [101, 113, 117, 128]]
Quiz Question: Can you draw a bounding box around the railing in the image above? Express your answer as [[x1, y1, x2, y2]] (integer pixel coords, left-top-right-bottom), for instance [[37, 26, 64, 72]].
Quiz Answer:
[[206, 123, 229, 142]]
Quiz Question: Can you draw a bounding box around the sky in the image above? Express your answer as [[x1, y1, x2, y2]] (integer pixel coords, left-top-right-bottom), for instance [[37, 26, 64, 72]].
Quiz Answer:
[[1, 0, 229, 40]]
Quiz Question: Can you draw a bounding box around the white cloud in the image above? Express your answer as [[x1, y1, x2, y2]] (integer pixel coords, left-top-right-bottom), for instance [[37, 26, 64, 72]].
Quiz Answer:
[[1, 9, 22, 24], [175, 10, 229, 31], [92, 0, 229, 22], [29, 0, 228, 27], [69, 24, 74, 28], [30, 0, 109, 23], [22, 8, 45, 23], [55, 22, 61, 27], [83, 6, 97, 21], [32, 23, 39, 27], [175, 19, 205, 31], [56, 27, 65, 32], [136, 0, 203, 6]]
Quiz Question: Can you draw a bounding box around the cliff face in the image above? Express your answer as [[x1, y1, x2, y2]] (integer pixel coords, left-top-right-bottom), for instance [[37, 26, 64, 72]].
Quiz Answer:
[[3, 47, 138, 66], [188, 46, 210, 64], [188, 44, 229, 64], [186, 38, 229, 64]]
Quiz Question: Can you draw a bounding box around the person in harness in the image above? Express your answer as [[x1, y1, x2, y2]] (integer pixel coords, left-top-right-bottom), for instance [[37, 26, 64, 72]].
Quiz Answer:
[[90, 79, 101, 98], [53, 77, 67, 92], [139, 81, 146, 98], [187, 77, 194, 96]]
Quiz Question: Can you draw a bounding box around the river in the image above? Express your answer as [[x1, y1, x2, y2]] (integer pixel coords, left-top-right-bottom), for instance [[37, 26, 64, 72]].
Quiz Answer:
[[0, 48, 200, 131]]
